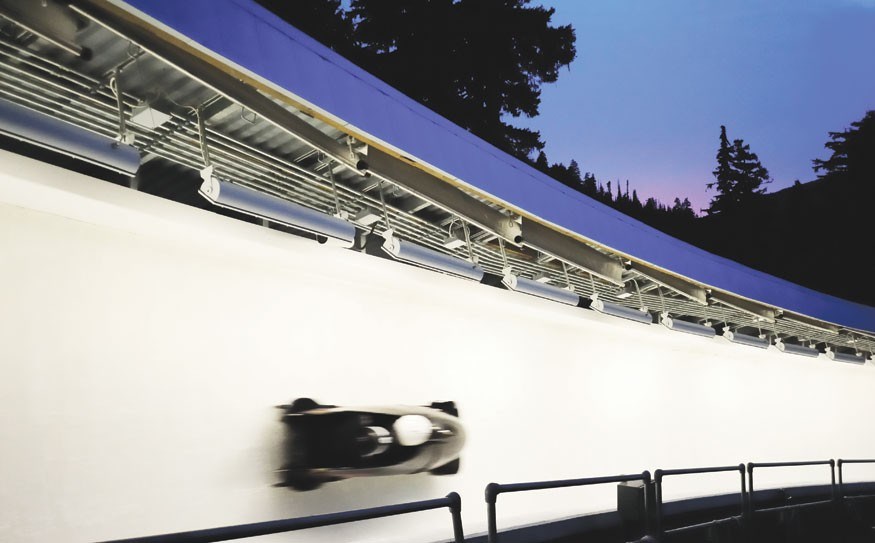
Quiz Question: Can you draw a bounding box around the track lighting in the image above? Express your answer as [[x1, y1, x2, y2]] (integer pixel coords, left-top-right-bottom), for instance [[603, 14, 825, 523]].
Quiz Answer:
[[353, 207, 382, 227], [199, 172, 357, 247], [501, 269, 580, 306], [381, 230, 484, 281], [532, 272, 552, 284], [826, 348, 866, 365], [589, 294, 652, 324], [660, 314, 716, 338], [723, 328, 769, 349], [0, 97, 140, 175], [775, 339, 819, 358], [442, 233, 466, 250], [130, 102, 172, 129]]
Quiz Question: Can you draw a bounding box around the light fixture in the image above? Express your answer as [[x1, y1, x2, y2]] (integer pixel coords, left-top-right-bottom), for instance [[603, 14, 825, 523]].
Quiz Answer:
[[660, 313, 716, 338], [199, 172, 357, 247], [774, 339, 819, 358], [442, 233, 466, 250], [130, 102, 172, 129], [825, 348, 866, 365], [353, 207, 382, 227], [589, 294, 652, 324], [381, 229, 484, 281], [501, 269, 580, 306], [723, 328, 769, 349], [0, 97, 139, 175], [532, 272, 552, 284]]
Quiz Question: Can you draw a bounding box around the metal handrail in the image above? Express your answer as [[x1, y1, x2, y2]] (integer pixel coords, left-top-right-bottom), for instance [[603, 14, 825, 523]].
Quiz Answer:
[[837, 458, 875, 499], [484, 472, 651, 543], [95, 493, 464, 543], [747, 460, 836, 516], [654, 464, 746, 536]]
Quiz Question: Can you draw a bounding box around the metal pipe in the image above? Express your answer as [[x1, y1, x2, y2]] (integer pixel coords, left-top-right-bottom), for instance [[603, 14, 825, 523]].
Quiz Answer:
[[96, 493, 465, 543]]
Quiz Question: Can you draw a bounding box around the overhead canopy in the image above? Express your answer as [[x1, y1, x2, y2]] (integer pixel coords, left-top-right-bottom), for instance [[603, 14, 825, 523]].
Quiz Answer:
[[110, 0, 874, 333]]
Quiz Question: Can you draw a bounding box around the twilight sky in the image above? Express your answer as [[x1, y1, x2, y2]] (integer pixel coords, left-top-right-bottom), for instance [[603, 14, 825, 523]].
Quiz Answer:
[[516, 0, 875, 212]]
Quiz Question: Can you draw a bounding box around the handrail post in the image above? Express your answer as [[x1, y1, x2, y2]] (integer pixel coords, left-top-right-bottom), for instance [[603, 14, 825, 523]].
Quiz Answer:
[[446, 492, 465, 543], [829, 459, 837, 503], [485, 483, 500, 543], [746, 462, 754, 518], [641, 470, 652, 536], [738, 464, 748, 539], [653, 469, 663, 537], [837, 459, 844, 500]]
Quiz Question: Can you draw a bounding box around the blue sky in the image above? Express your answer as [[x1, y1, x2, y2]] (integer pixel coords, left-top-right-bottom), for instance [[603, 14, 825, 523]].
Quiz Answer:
[[516, 0, 875, 212]]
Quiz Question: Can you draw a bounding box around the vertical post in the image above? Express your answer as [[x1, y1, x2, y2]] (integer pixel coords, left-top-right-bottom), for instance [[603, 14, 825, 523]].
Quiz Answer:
[[829, 459, 837, 503], [486, 483, 500, 543], [196, 106, 212, 169], [112, 71, 127, 143], [738, 464, 749, 539], [446, 492, 465, 543], [653, 470, 663, 536], [746, 463, 755, 519], [837, 459, 844, 500], [641, 471, 652, 536]]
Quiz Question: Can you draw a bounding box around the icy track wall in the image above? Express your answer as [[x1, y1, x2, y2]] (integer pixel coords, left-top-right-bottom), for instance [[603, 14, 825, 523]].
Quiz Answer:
[[2, 150, 875, 543]]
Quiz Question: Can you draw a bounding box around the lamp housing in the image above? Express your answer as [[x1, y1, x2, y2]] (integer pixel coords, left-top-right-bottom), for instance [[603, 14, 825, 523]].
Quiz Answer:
[[381, 230, 484, 281], [199, 173, 356, 247], [501, 270, 580, 306], [590, 294, 652, 324]]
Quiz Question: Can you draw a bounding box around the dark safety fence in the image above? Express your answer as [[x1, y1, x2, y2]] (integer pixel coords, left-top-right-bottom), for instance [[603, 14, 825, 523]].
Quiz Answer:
[[95, 458, 875, 543]]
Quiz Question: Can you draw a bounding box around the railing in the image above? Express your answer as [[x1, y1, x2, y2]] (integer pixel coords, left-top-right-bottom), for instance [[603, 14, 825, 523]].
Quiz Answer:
[[838, 458, 875, 500], [653, 464, 746, 537], [747, 460, 836, 515], [484, 472, 652, 543], [96, 458, 875, 543], [96, 493, 464, 543]]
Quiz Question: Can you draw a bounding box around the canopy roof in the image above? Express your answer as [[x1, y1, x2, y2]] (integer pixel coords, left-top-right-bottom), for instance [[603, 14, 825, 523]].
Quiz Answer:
[[119, 0, 875, 334]]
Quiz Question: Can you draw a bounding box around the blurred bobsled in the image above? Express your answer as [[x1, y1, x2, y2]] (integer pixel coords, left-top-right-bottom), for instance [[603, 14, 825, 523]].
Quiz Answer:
[[277, 398, 466, 490]]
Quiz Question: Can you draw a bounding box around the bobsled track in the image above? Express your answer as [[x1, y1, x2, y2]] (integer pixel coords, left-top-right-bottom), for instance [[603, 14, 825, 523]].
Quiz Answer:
[[2, 1, 875, 542], [4, 151, 875, 543]]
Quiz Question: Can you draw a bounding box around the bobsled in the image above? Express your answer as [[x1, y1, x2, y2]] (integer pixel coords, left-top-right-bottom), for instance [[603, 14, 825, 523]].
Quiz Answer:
[[277, 398, 466, 490]]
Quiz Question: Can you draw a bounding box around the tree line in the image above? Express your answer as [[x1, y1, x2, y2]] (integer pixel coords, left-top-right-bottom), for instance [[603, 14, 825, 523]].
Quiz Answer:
[[258, 0, 702, 234]]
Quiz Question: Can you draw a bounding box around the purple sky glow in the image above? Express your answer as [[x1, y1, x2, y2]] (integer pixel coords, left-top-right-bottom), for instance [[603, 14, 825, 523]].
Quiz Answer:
[[516, 0, 875, 212]]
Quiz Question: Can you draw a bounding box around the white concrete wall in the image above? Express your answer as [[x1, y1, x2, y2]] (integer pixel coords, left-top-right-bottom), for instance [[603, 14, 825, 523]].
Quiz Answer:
[[2, 150, 875, 543]]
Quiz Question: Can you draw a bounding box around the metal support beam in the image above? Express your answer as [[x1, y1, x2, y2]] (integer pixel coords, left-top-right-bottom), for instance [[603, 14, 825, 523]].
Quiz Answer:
[[521, 218, 624, 286], [0, 0, 89, 59], [781, 311, 840, 335], [70, 0, 522, 245], [629, 263, 708, 305], [709, 291, 776, 323]]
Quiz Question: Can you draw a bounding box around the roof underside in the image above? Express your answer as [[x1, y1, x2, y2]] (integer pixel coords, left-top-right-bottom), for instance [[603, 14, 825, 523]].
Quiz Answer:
[[0, 0, 872, 354]]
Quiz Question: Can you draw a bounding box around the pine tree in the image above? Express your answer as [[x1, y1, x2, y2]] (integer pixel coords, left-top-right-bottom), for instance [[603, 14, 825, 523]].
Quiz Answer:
[[534, 150, 549, 172], [705, 125, 735, 214], [731, 139, 770, 203], [568, 159, 581, 183], [349, 0, 576, 159], [812, 110, 875, 190], [705, 125, 770, 214], [581, 173, 597, 196]]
